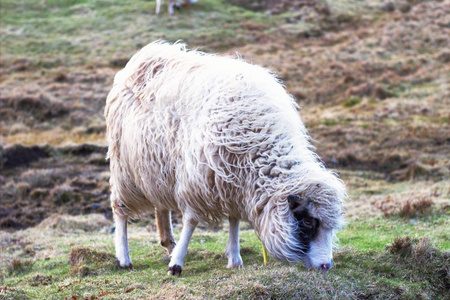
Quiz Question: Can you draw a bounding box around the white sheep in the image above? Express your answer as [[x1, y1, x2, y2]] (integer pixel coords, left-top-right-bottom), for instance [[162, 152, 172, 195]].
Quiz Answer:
[[105, 41, 346, 275], [155, 0, 197, 15]]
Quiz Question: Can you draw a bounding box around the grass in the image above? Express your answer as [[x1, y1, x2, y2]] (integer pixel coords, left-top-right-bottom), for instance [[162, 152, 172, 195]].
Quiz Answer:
[[1, 211, 448, 299], [0, 0, 271, 68], [1, 0, 450, 298]]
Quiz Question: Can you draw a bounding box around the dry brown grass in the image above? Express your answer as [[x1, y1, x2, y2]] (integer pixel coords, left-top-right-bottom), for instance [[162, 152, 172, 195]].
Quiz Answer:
[[68, 247, 119, 276], [4, 129, 105, 147], [399, 197, 434, 218], [38, 214, 111, 233], [387, 236, 441, 263], [7, 258, 34, 275], [377, 196, 434, 218], [28, 274, 54, 287]]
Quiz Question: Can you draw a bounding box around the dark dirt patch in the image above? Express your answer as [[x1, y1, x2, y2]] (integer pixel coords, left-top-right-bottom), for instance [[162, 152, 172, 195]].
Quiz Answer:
[[2, 144, 53, 169], [0, 144, 111, 230], [59, 143, 108, 157]]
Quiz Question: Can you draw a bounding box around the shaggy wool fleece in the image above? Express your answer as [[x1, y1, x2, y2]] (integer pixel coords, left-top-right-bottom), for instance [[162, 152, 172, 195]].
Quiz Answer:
[[105, 41, 346, 263]]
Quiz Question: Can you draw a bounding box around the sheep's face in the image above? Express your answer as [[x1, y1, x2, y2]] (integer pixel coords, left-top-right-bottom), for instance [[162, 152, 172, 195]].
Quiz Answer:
[[288, 194, 336, 272]]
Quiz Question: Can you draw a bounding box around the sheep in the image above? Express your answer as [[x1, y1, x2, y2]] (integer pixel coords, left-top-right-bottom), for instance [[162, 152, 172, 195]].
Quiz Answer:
[[105, 41, 346, 276], [156, 0, 197, 15]]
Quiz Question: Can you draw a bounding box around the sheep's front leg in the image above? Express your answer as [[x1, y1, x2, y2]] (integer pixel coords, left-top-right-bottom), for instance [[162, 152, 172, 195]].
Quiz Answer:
[[155, 0, 162, 14], [167, 212, 198, 276], [226, 217, 243, 269], [155, 208, 176, 255], [168, 1, 175, 15], [114, 213, 132, 269]]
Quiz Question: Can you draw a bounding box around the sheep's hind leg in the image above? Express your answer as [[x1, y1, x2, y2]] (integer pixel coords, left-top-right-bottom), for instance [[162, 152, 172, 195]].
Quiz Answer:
[[155, 208, 176, 255], [226, 217, 243, 269], [155, 0, 162, 14], [167, 212, 198, 276], [114, 213, 133, 269]]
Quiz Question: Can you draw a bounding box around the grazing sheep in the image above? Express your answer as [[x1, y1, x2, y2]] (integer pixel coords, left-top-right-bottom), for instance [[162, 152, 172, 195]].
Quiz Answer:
[[105, 41, 346, 276], [156, 0, 196, 15]]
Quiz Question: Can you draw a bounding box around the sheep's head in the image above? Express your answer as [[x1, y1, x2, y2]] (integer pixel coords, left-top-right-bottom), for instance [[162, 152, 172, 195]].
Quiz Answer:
[[286, 183, 345, 271]]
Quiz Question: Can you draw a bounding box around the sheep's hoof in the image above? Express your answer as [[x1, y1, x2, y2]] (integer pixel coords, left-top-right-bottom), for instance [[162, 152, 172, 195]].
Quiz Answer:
[[167, 265, 182, 276], [119, 263, 133, 270], [227, 264, 243, 269], [227, 256, 244, 269]]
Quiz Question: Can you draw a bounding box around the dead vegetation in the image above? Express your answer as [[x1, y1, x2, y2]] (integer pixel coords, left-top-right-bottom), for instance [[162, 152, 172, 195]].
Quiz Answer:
[[376, 196, 445, 219], [28, 274, 54, 287], [68, 247, 119, 276], [0, 145, 110, 230], [38, 214, 111, 232], [386, 236, 449, 293], [0, 0, 448, 232], [387, 236, 442, 261], [7, 258, 34, 276], [376, 196, 435, 218]]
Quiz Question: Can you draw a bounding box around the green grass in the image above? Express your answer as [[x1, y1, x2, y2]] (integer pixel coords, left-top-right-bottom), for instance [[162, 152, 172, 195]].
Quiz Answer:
[[343, 97, 362, 107], [0, 0, 273, 68], [339, 213, 450, 252], [1, 212, 448, 299]]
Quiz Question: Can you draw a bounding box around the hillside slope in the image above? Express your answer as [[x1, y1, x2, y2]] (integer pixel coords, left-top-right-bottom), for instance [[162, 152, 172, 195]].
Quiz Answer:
[[0, 0, 449, 298]]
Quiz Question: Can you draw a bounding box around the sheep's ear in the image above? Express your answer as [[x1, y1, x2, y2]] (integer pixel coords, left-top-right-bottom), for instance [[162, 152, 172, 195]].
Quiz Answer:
[[287, 194, 301, 210]]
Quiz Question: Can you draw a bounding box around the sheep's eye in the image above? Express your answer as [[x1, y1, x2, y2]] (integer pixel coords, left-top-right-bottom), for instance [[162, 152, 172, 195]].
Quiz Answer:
[[303, 217, 314, 227]]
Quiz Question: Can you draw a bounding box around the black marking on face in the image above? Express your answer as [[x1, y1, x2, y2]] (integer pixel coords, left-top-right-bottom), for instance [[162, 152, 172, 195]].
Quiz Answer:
[[287, 194, 302, 210], [287, 194, 320, 254], [294, 210, 319, 239], [292, 209, 320, 254]]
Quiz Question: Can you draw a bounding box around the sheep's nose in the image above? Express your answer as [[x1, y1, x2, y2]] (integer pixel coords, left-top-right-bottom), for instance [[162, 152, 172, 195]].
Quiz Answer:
[[318, 259, 333, 272]]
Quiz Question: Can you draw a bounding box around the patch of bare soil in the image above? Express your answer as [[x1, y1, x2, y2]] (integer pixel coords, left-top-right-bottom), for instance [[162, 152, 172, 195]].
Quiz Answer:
[[0, 144, 110, 230]]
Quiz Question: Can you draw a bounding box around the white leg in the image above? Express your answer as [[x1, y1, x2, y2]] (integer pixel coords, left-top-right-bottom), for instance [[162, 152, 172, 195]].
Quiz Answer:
[[169, 1, 175, 15], [168, 212, 198, 276], [226, 217, 243, 269], [114, 213, 132, 268], [155, 0, 161, 14]]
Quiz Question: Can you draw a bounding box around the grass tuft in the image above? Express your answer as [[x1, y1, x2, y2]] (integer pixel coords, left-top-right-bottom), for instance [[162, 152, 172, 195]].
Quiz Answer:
[[68, 247, 119, 276], [7, 258, 34, 275], [343, 97, 362, 107], [28, 274, 54, 286], [378, 196, 434, 218], [399, 198, 434, 218], [386, 236, 413, 257]]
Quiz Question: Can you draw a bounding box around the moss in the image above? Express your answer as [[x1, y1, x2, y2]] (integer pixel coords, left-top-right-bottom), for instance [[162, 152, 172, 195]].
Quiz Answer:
[[321, 119, 338, 126], [343, 97, 362, 107]]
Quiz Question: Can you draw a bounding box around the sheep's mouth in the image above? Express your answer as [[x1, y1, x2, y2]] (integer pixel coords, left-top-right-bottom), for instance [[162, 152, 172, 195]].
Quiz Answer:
[[303, 256, 313, 269]]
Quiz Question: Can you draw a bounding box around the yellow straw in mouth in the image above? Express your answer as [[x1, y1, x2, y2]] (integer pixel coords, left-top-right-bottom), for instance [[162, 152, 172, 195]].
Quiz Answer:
[[261, 241, 268, 265]]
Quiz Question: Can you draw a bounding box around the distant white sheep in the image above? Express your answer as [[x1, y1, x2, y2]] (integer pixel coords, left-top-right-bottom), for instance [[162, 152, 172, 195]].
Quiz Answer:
[[155, 0, 197, 15], [105, 41, 346, 275]]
